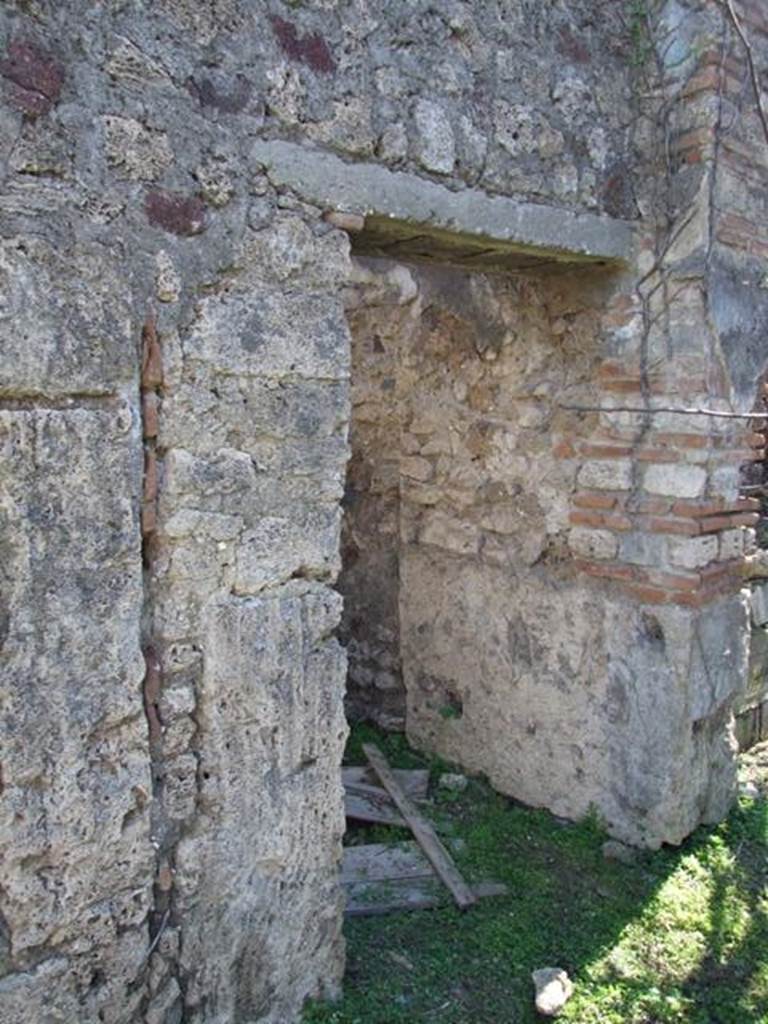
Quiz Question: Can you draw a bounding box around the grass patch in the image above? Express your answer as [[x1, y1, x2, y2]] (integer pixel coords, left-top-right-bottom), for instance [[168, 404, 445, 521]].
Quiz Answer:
[[304, 728, 768, 1024]]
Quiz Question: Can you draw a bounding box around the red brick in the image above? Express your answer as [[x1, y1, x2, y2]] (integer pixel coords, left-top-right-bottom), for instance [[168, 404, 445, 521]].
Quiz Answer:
[[645, 516, 700, 536], [553, 438, 576, 458], [579, 443, 634, 458], [569, 509, 633, 531], [652, 432, 709, 449], [142, 392, 159, 439], [144, 448, 158, 503], [736, 497, 761, 512], [700, 559, 744, 583], [620, 582, 670, 604], [141, 315, 163, 390], [141, 501, 157, 537], [672, 499, 729, 517], [573, 491, 618, 510], [574, 559, 637, 582], [642, 569, 700, 592], [636, 449, 680, 463], [698, 513, 759, 533]]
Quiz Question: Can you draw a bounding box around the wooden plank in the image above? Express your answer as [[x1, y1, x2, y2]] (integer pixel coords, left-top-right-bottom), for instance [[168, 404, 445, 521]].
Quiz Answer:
[[342, 766, 429, 799], [344, 789, 405, 827], [345, 877, 506, 917], [362, 743, 477, 910], [342, 840, 464, 884], [342, 842, 431, 884]]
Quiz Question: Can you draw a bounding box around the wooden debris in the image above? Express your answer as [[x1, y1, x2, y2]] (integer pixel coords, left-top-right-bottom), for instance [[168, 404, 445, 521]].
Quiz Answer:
[[362, 743, 477, 910], [345, 875, 506, 917], [344, 783, 405, 827], [342, 766, 429, 800], [343, 840, 440, 884]]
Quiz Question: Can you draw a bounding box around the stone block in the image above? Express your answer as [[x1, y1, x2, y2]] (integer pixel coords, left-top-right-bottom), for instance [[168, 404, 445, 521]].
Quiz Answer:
[[719, 527, 744, 561], [413, 99, 456, 174], [669, 534, 718, 569], [577, 459, 633, 491], [569, 526, 619, 560], [171, 584, 347, 1020], [0, 407, 151, 974], [644, 463, 707, 498], [0, 238, 136, 396], [185, 290, 350, 382], [751, 583, 768, 627], [234, 506, 342, 594]]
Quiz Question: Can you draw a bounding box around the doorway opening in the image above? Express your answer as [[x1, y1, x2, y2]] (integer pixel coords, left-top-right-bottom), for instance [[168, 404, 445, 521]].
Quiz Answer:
[[336, 234, 604, 793]]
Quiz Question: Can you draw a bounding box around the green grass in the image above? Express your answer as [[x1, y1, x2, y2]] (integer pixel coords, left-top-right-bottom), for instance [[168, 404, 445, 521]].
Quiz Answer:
[[304, 727, 768, 1024]]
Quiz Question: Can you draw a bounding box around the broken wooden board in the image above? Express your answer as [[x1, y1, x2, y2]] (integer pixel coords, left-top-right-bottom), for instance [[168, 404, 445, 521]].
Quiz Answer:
[[345, 876, 507, 917], [363, 742, 477, 910], [342, 840, 464, 884], [342, 766, 429, 800], [344, 784, 406, 827]]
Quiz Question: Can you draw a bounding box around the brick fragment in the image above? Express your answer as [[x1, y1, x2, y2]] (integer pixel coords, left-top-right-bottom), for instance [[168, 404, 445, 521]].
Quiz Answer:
[[270, 15, 335, 73], [142, 316, 163, 389], [146, 190, 206, 236], [579, 443, 633, 458], [1, 39, 64, 116], [323, 210, 365, 232], [141, 501, 157, 537], [144, 447, 158, 503], [142, 392, 159, 438]]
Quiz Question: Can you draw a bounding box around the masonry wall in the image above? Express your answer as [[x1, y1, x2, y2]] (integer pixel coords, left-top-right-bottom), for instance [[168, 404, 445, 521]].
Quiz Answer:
[[0, 0, 765, 1021]]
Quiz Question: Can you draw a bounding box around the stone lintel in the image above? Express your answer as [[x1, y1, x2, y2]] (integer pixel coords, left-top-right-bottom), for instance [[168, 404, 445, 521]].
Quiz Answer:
[[251, 138, 636, 267]]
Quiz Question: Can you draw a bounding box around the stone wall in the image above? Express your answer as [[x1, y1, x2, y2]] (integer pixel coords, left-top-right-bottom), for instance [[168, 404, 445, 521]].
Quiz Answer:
[[0, 0, 766, 1021]]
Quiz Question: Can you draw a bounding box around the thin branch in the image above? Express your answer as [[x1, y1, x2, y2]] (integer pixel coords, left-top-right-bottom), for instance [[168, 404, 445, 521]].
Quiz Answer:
[[143, 909, 170, 964], [721, 0, 768, 146], [559, 403, 768, 419]]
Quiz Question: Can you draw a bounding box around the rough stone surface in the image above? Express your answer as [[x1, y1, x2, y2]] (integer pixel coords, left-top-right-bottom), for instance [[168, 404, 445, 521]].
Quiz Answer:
[[532, 967, 574, 1016], [1, 0, 765, 1020]]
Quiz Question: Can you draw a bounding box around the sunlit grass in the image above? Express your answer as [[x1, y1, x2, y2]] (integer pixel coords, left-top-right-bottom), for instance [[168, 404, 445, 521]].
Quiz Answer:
[[304, 730, 768, 1024]]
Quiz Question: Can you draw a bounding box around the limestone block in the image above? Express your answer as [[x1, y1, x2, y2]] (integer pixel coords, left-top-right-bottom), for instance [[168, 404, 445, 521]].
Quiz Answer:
[[719, 528, 744, 561], [644, 463, 707, 498], [751, 583, 768, 627], [185, 290, 350, 381], [619, 531, 668, 567], [413, 99, 456, 174], [577, 459, 633, 491], [0, 238, 135, 396], [670, 534, 718, 569], [234, 506, 342, 593], [688, 594, 749, 721], [569, 526, 619, 560], [102, 115, 174, 180], [0, 959, 80, 1024], [173, 584, 347, 1021], [0, 407, 151, 959], [419, 510, 479, 555]]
